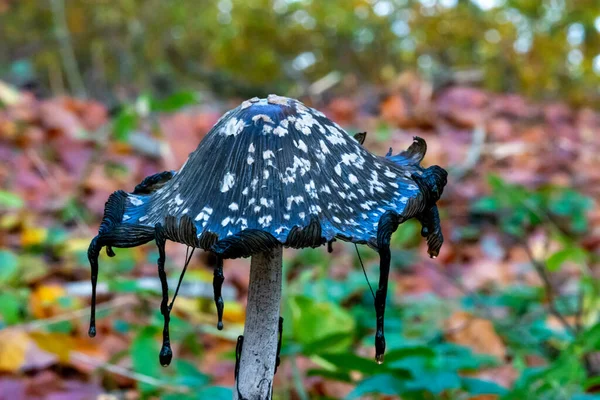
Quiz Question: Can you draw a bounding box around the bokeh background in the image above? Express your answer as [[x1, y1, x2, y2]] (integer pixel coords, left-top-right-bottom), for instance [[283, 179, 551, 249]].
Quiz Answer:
[[0, 1, 599, 399]]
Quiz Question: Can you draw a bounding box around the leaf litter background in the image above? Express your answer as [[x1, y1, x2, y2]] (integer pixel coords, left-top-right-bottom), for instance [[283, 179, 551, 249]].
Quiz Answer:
[[0, 73, 599, 399]]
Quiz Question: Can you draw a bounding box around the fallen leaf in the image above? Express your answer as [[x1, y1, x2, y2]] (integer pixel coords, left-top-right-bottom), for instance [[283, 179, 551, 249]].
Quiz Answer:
[[444, 311, 506, 359], [29, 332, 73, 363], [20, 226, 47, 247], [0, 330, 28, 372], [29, 284, 67, 319]]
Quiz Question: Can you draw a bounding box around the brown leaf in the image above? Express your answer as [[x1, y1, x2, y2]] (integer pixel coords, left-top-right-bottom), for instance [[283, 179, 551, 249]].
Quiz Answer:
[[444, 311, 506, 359]]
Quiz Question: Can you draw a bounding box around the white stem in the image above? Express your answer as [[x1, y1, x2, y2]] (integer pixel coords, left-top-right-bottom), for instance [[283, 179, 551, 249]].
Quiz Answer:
[[234, 246, 283, 400]]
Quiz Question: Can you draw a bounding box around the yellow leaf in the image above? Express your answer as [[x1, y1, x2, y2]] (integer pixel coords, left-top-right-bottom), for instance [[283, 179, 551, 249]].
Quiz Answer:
[[21, 227, 48, 247], [29, 332, 73, 363], [223, 301, 245, 324], [64, 238, 93, 254], [0, 330, 28, 372], [30, 284, 67, 319]]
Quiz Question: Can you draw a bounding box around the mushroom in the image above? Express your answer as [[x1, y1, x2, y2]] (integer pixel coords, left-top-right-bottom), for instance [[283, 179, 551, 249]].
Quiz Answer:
[[87, 95, 447, 398]]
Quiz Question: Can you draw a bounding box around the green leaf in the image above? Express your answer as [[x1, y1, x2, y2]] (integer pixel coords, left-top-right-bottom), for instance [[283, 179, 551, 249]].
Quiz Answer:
[[109, 278, 141, 293], [347, 374, 405, 399], [0, 292, 23, 325], [391, 220, 421, 247], [151, 91, 198, 112], [194, 387, 233, 400], [0, 250, 18, 283], [546, 247, 587, 272], [173, 359, 210, 388], [405, 370, 461, 394], [288, 296, 355, 353], [462, 377, 508, 395], [301, 333, 350, 355], [572, 395, 600, 400], [375, 122, 392, 142], [0, 191, 24, 209], [113, 109, 138, 142], [385, 345, 436, 362], [131, 326, 162, 393], [319, 353, 382, 374], [471, 196, 500, 213]]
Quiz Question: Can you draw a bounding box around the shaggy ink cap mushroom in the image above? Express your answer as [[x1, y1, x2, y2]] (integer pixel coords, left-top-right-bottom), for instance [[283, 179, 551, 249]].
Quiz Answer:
[[87, 94, 447, 366]]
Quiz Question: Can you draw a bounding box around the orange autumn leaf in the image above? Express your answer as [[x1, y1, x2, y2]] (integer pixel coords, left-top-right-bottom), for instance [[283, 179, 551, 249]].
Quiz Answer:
[[29, 284, 67, 319], [444, 311, 506, 359]]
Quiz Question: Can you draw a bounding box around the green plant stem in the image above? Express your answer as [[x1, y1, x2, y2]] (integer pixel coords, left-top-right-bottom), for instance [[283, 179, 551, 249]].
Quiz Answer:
[[521, 243, 576, 336]]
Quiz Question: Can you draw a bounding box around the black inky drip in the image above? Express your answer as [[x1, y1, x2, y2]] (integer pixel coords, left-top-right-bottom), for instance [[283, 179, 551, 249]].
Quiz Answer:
[[374, 211, 400, 363], [155, 223, 173, 367], [213, 256, 225, 330], [274, 316, 283, 374], [87, 237, 100, 338]]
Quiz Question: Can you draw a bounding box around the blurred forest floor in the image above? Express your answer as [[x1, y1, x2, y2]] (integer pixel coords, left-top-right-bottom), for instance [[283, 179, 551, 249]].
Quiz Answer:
[[0, 74, 599, 399]]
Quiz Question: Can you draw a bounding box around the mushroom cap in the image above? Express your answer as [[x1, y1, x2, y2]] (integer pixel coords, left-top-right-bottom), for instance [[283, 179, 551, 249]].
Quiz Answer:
[[105, 95, 446, 258]]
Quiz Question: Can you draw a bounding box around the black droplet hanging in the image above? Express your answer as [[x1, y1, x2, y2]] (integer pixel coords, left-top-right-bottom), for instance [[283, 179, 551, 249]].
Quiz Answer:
[[213, 256, 225, 330]]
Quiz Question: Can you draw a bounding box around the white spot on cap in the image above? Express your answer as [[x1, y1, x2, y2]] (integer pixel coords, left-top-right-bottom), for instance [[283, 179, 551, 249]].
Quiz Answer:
[[341, 153, 358, 165], [223, 117, 245, 137], [252, 114, 274, 124], [319, 140, 330, 154], [267, 94, 290, 106], [258, 215, 273, 227], [286, 195, 304, 210], [221, 217, 232, 227], [273, 125, 287, 137], [260, 198, 274, 208], [194, 206, 213, 222], [221, 172, 236, 192], [348, 174, 358, 184], [334, 164, 342, 176], [229, 203, 239, 211], [384, 169, 397, 178], [305, 180, 318, 198], [309, 205, 322, 214], [129, 196, 143, 206], [249, 143, 255, 152], [294, 139, 308, 152], [174, 194, 184, 205], [263, 150, 274, 159]]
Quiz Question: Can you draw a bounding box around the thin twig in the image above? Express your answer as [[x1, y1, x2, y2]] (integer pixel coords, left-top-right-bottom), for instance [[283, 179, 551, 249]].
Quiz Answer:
[[451, 124, 487, 182], [12, 296, 135, 333], [71, 352, 189, 393], [50, 0, 87, 98], [521, 243, 576, 335], [575, 287, 585, 334]]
